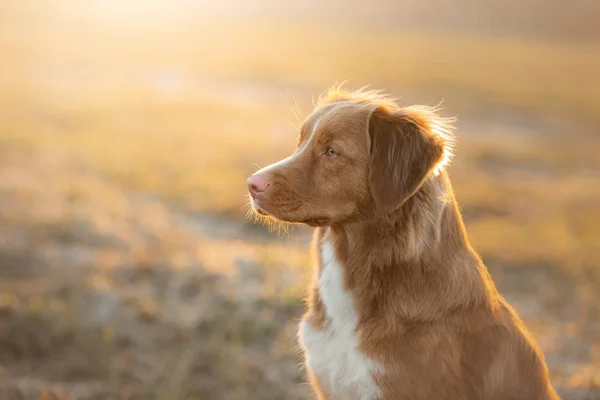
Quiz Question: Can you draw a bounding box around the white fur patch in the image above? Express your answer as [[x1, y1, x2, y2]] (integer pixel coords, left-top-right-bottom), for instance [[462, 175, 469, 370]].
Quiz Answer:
[[299, 240, 382, 399]]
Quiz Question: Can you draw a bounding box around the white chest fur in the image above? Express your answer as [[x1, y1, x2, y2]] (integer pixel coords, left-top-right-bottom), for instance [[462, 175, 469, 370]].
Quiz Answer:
[[298, 241, 382, 400]]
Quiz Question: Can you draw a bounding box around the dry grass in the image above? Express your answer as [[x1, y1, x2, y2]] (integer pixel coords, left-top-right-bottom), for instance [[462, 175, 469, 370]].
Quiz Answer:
[[0, 1, 599, 399], [0, 147, 311, 400]]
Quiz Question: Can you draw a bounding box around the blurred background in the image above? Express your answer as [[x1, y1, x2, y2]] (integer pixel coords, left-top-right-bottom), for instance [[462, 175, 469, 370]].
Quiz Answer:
[[0, 0, 599, 399]]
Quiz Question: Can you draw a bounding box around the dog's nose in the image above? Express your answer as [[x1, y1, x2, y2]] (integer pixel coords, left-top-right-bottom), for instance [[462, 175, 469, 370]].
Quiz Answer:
[[247, 174, 270, 197]]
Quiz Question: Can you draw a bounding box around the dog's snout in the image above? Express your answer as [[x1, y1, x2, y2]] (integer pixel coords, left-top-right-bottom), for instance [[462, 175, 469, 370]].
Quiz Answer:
[[247, 174, 270, 197]]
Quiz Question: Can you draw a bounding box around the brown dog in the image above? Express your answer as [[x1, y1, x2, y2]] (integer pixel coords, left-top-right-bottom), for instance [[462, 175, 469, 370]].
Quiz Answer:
[[247, 88, 559, 400]]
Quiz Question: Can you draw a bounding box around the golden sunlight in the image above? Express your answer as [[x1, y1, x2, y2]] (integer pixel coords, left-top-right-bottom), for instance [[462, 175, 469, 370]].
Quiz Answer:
[[0, 0, 598, 398]]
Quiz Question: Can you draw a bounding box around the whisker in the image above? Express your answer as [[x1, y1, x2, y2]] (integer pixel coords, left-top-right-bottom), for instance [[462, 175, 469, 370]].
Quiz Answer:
[[288, 103, 300, 124], [286, 88, 303, 123], [290, 90, 303, 122], [352, 208, 369, 221], [284, 119, 300, 131], [276, 220, 293, 239]]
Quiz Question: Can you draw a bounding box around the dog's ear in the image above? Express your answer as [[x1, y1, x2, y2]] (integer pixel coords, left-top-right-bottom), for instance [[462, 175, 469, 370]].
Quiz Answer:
[[368, 106, 454, 215]]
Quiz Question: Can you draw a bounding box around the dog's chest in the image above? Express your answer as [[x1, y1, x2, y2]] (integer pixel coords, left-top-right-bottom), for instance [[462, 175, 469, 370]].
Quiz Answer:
[[298, 241, 382, 400]]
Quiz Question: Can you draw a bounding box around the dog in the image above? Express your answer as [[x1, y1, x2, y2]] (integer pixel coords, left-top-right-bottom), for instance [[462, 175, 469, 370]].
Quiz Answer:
[[247, 88, 559, 400]]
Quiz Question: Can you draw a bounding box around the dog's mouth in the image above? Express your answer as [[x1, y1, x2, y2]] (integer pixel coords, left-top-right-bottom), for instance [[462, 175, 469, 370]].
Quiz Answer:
[[250, 198, 272, 217], [301, 218, 330, 227], [255, 207, 269, 216], [250, 198, 330, 227]]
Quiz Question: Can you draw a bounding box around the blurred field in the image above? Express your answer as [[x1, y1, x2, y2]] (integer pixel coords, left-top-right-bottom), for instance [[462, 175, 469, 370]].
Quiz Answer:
[[1, 1, 599, 399]]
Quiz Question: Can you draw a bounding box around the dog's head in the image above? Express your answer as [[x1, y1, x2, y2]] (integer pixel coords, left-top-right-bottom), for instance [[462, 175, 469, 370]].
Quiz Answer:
[[247, 89, 455, 227]]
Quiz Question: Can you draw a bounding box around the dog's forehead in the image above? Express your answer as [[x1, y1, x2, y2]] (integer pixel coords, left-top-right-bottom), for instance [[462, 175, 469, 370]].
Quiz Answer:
[[304, 101, 372, 139]]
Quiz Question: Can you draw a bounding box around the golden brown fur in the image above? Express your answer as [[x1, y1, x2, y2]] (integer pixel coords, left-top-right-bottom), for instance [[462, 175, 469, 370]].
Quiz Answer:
[[247, 87, 559, 400]]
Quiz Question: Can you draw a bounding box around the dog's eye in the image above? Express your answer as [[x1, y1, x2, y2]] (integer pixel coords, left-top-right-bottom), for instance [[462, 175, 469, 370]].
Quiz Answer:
[[324, 147, 337, 157]]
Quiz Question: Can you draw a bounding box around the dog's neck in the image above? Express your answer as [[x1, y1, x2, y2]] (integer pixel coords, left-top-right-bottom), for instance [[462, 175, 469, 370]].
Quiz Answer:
[[325, 171, 498, 322], [330, 171, 463, 260]]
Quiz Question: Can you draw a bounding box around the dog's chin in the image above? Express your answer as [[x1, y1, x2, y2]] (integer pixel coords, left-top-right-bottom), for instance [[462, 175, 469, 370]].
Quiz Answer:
[[301, 218, 330, 227], [250, 198, 330, 227]]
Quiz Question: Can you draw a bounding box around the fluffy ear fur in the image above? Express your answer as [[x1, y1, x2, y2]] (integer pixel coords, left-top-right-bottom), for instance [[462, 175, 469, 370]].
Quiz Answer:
[[368, 106, 454, 215]]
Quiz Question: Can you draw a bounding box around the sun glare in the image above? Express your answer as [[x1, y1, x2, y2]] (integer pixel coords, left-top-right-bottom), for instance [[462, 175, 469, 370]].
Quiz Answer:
[[86, 0, 179, 18]]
